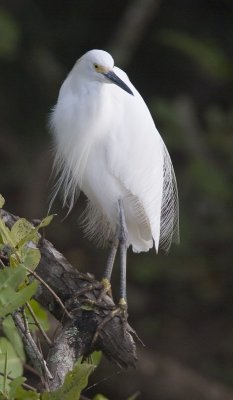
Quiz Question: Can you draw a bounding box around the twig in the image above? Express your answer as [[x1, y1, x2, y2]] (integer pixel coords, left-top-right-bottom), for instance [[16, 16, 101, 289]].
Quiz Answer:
[[24, 362, 41, 378], [26, 301, 52, 347], [0, 371, 36, 392], [0, 257, 6, 267], [26, 267, 72, 319], [75, 282, 102, 297], [3, 350, 7, 394], [22, 307, 30, 335], [12, 311, 53, 381], [36, 338, 50, 391]]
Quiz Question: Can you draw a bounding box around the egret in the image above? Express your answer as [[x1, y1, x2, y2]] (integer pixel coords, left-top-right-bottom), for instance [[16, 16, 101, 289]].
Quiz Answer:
[[49, 49, 179, 310]]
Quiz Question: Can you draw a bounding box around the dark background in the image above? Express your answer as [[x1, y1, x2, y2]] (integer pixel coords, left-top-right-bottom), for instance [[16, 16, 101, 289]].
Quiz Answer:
[[0, 0, 232, 399]]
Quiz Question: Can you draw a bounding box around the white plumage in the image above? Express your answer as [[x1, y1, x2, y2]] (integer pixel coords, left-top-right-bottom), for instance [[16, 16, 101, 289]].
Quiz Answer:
[[50, 49, 179, 254]]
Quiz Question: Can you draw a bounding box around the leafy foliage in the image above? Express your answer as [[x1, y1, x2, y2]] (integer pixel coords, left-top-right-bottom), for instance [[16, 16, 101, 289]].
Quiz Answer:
[[0, 196, 5, 209], [0, 196, 53, 399], [2, 316, 25, 362], [5, 377, 40, 400], [0, 267, 38, 318], [25, 300, 49, 333], [0, 197, 105, 399], [42, 362, 95, 400], [0, 338, 23, 393]]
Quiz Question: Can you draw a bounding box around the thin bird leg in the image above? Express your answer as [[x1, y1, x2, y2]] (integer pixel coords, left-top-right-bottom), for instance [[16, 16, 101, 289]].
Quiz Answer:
[[97, 238, 119, 301], [103, 239, 119, 281], [118, 199, 128, 310], [75, 239, 119, 304], [91, 203, 129, 345], [92, 201, 129, 345]]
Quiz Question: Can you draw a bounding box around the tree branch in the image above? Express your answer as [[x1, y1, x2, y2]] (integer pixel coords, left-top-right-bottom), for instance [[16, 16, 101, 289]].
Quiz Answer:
[[1, 209, 137, 391], [12, 311, 52, 383]]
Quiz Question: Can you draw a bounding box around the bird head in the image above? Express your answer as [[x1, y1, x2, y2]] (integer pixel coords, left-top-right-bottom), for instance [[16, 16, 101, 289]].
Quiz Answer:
[[75, 49, 134, 95]]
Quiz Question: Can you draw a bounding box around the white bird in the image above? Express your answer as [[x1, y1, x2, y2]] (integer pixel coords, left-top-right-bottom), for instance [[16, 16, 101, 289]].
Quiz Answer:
[[49, 49, 179, 308]]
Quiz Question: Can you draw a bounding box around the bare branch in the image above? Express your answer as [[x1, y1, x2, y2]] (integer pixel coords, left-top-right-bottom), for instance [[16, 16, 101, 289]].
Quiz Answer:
[[26, 301, 52, 347], [26, 267, 72, 319], [12, 311, 52, 383]]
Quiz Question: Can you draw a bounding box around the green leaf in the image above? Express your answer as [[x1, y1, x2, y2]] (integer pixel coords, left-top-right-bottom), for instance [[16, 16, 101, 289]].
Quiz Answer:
[[0, 219, 15, 248], [0, 266, 26, 292], [80, 304, 95, 311], [93, 395, 109, 400], [8, 376, 25, 397], [10, 385, 39, 400], [0, 266, 38, 317], [1, 214, 54, 252], [16, 215, 54, 248], [90, 351, 102, 367], [2, 316, 25, 362], [2, 350, 7, 395], [0, 195, 5, 209], [9, 376, 39, 399], [42, 362, 95, 400], [9, 253, 20, 268], [37, 215, 55, 229], [0, 337, 23, 392], [21, 246, 41, 272], [26, 299, 49, 333], [11, 219, 36, 247], [0, 280, 38, 318]]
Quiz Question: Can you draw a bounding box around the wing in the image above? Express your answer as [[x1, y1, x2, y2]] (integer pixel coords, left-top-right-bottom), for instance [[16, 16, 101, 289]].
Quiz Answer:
[[159, 143, 180, 251], [106, 67, 179, 252]]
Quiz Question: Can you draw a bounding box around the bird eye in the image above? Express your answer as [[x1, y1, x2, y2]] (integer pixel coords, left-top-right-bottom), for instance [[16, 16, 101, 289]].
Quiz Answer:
[[94, 64, 98, 69]]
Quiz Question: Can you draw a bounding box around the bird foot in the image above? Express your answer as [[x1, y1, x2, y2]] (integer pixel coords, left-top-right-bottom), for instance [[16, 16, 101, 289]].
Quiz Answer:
[[96, 277, 113, 302], [91, 298, 128, 346], [118, 298, 128, 334], [75, 277, 113, 303], [75, 281, 102, 298]]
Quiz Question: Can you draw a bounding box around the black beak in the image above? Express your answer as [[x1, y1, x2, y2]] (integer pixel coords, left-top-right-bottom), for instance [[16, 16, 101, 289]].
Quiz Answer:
[[104, 71, 134, 96]]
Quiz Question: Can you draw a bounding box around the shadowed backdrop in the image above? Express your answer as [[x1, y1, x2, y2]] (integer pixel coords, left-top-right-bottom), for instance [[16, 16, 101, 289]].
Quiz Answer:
[[0, 1, 232, 399]]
